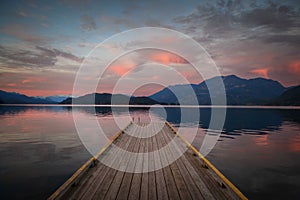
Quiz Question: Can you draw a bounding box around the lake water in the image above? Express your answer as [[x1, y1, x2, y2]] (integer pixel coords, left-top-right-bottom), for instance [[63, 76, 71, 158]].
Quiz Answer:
[[0, 106, 299, 199]]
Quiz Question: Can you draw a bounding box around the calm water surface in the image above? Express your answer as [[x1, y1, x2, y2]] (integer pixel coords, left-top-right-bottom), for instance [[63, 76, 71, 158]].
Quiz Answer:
[[0, 106, 299, 199]]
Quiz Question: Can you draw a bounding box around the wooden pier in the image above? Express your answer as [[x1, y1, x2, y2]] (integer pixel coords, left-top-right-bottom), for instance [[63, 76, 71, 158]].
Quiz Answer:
[[48, 121, 247, 200]]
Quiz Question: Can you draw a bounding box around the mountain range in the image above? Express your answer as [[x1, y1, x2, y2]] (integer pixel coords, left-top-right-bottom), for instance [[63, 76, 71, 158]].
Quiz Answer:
[[0, 75, 299, 105], [37, 95, 68, 103], [0, 90, 54, 104], [150, 75, 288, 105], [60, 93, 159, 105]]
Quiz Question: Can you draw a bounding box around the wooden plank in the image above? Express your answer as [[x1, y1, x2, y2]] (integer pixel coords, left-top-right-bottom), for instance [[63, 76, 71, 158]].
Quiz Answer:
[[116, 124, 142, 200], [102, 133, 137, 199], [159, 124, 193, 200], [140, 125, 149, 200], [155, 123, 181, 200], [147, 127, 157, 200], [128, 123, 144, 200], [162, 124, 205, 200], [152, 124, 168, 200]]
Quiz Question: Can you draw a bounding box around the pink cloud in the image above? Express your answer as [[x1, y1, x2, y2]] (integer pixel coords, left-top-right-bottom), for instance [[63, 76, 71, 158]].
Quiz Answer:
[[150, 52, 188, 65], [250, 68, 269, 78], [109, 63, 136, 76], [22, 77, 46, 84], [6, 83, 16, 87], [288, 60, 300, 75]]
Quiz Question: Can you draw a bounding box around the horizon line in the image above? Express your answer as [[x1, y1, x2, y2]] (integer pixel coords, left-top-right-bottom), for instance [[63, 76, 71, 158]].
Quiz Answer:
[[1, 104, 300, 110]]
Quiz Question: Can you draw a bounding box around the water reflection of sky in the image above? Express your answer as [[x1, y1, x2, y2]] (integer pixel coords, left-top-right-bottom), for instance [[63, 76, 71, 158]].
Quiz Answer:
[[0, 106, 299, 199]]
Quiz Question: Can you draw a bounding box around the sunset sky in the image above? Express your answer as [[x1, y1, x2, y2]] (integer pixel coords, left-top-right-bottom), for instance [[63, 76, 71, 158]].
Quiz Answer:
[[0, 0, 299, 96]]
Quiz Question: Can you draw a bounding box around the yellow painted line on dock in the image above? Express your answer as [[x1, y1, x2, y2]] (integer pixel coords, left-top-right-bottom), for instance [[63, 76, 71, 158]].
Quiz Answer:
[[47, 122, 132, 200], [165, 121, 248, 200]]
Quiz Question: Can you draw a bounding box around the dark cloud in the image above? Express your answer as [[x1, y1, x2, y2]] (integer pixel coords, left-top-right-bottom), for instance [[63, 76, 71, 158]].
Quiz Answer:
[[237, 5, 299, 32], [259, 34, 300, 47], [0, 45, 83, 69], [0, 45, 56, 67], [174, 0, 300, 43], [36, 46, 83, 63], [80, 15, 97, 31]]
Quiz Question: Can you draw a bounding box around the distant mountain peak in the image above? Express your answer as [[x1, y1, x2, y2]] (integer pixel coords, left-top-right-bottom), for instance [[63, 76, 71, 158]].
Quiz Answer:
[[150, 74, 287, 105], [37, 95, 69, 103], [0, 90, 54, 104], [60, 92, 159, 105], [222, 74, 240, 79]]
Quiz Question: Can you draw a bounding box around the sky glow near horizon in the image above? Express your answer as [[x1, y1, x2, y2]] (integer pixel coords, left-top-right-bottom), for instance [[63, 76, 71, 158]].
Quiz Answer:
[[0, 0, 299, 97]]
